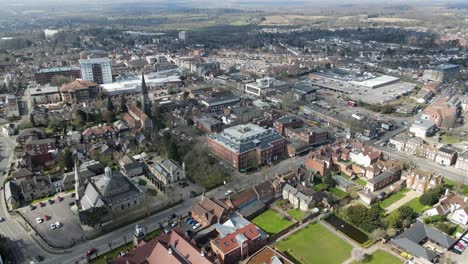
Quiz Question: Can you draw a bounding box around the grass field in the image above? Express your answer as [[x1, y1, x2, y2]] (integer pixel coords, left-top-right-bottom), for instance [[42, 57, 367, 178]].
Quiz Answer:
[[354, 178, 367, 187], [251, 209, 293, 235], [404, 197, 430, 213], [330, 187, 348, 199], [313, 183, 329, 191], [288, 209, 303, 222], [380, 189, 409, 209], [441, 135, 461, 144], [351, 250, 402, 264], [277, 223, 352, 264]]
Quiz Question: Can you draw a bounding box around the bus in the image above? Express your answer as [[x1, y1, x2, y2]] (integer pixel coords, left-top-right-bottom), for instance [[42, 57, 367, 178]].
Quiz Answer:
[[347, 100, 357, 107]]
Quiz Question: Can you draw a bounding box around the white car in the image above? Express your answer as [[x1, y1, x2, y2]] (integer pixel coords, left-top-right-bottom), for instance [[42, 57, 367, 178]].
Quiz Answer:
[[55, 222, 62, 228], [224, 190, 233, 196], [192, 223, 201, 229], [50, 223, 56, 230], [459, 240, 468, 247], [36, 218, 43, 224]]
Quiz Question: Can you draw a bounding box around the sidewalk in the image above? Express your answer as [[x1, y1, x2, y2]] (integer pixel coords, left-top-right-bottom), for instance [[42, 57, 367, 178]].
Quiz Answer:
[[385, 189, 420, 213]]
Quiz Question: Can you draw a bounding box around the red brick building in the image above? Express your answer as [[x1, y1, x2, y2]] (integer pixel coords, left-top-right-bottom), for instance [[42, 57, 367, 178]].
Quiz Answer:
[[206, 124, 285, 170], [274, 116, 303, 136], [285, 126, 328, 146]]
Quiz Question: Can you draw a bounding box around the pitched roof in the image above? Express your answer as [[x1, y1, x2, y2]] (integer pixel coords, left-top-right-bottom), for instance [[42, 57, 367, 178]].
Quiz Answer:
[[392, 221, 456, 261], [110, 239, 158, 264], [82, 125, 115, 136], [229, 188, 258, 209], [216, 223, 261, 254], [60, 79, 97, 92]]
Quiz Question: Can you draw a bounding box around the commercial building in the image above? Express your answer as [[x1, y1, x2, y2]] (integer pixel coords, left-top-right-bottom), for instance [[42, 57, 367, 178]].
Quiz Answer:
[[178, 31, 187, 41], [147, 159, 186, 185], [244, 77, 287, 97], [422, 96, 460, 128], [79, 58, 113, 84], [455, 151, 468, 172], [274, 116, 303, 136], [26, 83, 61, 106], [423, 64, 460, 82], [34, 67, 81, 85], [409, 120, 437, 138], [193, 115, 224, 133], [60, 79, 99, 104], [206, 124, 285, 170], [200, 94, 241, 112]]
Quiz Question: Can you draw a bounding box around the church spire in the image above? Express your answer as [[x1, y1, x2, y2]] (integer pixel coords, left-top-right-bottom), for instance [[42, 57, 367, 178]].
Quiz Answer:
[[141, 72, 148, 95]]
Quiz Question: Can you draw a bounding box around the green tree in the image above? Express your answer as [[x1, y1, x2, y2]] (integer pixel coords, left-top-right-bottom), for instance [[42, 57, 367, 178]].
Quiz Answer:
[[57, 148, 74, 171], [120, 96, 128, 113], [398, 205, 414, 219], [50, 75, 71, 86], [107, 97, 114, 112], [419, 191, 439, 206], [168, 141, 180, 162], [323, 174, 334, 186]]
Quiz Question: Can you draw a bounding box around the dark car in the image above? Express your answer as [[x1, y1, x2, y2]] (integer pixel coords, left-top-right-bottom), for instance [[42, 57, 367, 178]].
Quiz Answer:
[[69, 201, 75, 206], [35, 255, 44, 262], [57, 196, 63, 202], [168, 213, 177, 220], [39, 202, 45, 207], [48, 199, 54, 205], [29, 205, 36, 211], [71, 193, 76, 198], [85, 248, 97, 257]]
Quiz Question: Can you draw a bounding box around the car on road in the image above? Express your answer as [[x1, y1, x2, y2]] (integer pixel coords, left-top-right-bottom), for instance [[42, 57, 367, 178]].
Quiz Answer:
[[84, 248, 97, 257], [36, 218, 43, 224], [35, 255, 44, 262], [168, 213, 177, 220], [0, 217, 5, 222], [224, 190, 233, 196], [178, 182, 189, 188]]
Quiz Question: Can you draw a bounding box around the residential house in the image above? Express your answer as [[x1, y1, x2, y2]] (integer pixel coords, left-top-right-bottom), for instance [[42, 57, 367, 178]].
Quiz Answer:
[[82, 124, 116, 145], [211, 214, 268, 264], [191, 196, 230, 227], [65, 131, 82, 146], [455, 151, 468, 172], [119, 155, 143, 177], [19, 176, 55, 203], [147, 159, 186, 185], [436, 146, 458, 166], [403, 168, 444, 193], [245, 246, 294, 264], [5, 181, 20, 210], [425, 192, 468, 225], [16, 127, 46, 147], [391, 221, 456, 262], [110, 227, 213, 264], [349, 145, 383, 167], [365, 164, 402, 192], [11, 168, 33, 181], [282, 184, 313, 211]]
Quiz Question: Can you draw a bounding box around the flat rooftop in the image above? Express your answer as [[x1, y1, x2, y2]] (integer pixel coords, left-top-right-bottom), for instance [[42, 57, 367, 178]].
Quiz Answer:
[[36, 67, 80, 73]]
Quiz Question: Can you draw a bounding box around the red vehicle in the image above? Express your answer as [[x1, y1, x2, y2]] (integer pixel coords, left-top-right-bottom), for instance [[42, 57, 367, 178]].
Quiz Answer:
[[85, 248, 97, 257], [39, 202, 45, 207], [347, 100, 357, 107], [44, 215, 50, 221], [57, 196, 63, 202]]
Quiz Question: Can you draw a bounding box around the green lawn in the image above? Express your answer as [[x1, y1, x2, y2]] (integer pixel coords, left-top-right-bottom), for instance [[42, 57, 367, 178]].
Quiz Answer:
[[351, 250, 402, 264], [288, 209, 303, 221], [404, 197, 430, 213], [444, 179, 468, 196], [330, 187, 348, 199], [90, 242, 135, 264], [441, 135, 460, 144], [380, 188, 410, 209], [277, 223, 352, 264], [251, 209, 293, 235], [354, 178, 367, 187], [313, 183, 329, 191]]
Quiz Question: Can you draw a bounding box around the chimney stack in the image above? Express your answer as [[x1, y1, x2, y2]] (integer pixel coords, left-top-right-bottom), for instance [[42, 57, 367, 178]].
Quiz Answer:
[[445, 188, 449, 196]]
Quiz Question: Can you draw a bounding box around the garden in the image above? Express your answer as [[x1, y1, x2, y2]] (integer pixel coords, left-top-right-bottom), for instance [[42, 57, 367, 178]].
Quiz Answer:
[[251, 209, 294, 235], [351, 250, 402, 264], [277, 223, 352, 264], [379, 188, 409, 209]]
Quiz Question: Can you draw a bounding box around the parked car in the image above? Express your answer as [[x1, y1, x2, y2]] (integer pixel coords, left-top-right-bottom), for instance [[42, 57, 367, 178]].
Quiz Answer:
[[454, 244, 464, 252], [168, 213, 177, 220], [29, 205, 36, 211], [171, 221, 178, 227], [36, 218, 43, 224], [224, 190, 233, 196], [48, 199, 54, 205], [456, 242, 465, 250], [71, 193, 76, 198], [55, 222, 62, 228], [185, 217, 192, 223], [84, 248, 97, 257], [35, 255, 44, 262], [50, 223, 56, 230], [39, 202, 45, 207], [458, 240, 468, 247], [44, 215, 50, 221], [57, 196, 63, 202], [192, 223, 201, 229], [69, 201, 75, 206], [462, 236, 468, 243], [0, 217, 5, 222], [451, 248, 462, 255]]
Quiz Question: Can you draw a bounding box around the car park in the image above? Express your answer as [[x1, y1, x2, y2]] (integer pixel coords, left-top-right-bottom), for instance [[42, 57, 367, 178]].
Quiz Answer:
[[84, 248, 96, 257]]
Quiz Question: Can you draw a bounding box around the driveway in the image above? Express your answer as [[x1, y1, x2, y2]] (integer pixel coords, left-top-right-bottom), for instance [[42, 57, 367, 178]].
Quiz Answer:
[[385, 189, 420, 213]]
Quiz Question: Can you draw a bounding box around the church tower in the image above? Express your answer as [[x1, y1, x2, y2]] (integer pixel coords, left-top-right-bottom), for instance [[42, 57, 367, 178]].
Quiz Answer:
[[141, 72, 149, 116]]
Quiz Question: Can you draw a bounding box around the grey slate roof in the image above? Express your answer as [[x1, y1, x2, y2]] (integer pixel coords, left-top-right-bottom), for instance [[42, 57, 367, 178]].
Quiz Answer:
[[368, 170, 398, 184], [392, 221, 456, 261]]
